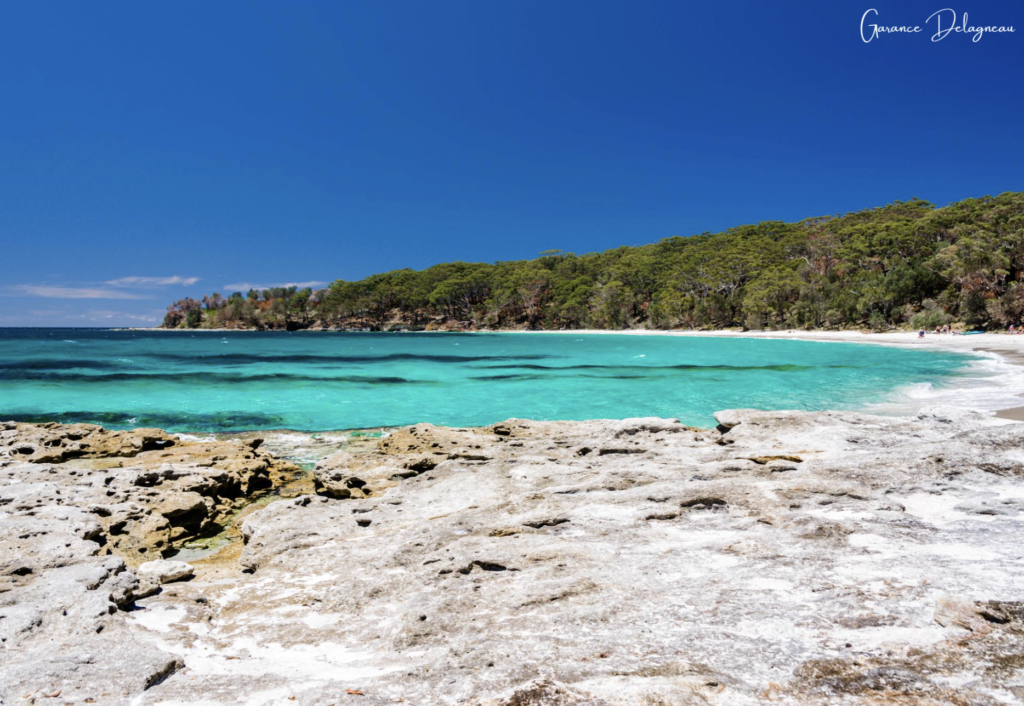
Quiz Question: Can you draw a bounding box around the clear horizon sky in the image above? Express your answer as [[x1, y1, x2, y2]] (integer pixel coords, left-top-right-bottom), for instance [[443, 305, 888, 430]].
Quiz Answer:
[[1, 1, 1021, 326]]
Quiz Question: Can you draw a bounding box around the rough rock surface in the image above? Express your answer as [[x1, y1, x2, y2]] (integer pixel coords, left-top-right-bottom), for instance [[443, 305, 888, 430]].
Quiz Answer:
[[0, 423, 298, 567], [0, 421, 178, 463], [139, 560, 195, 585], [0, 423, 299, 703], [4, 410, 1024, 705]]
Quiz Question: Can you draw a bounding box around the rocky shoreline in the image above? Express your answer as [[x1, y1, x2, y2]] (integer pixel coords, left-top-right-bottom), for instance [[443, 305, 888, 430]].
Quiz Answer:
[[3, 409, 1024, 704]]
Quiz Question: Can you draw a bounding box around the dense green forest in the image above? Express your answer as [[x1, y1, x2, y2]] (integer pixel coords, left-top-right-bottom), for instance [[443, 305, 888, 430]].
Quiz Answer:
[[163, 191, 1024, 332]]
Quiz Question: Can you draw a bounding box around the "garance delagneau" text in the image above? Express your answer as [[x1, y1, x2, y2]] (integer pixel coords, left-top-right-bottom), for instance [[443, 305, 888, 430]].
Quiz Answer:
[[861, 8, 1015, 43]]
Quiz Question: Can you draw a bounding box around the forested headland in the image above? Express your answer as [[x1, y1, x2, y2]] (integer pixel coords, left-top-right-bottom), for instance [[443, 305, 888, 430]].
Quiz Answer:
[[162, 191, 1024, 332]]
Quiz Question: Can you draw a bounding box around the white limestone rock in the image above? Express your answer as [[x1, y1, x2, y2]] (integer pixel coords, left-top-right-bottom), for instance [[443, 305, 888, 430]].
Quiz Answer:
[[137, 559, 194, 585], [5, 411, 1024, 704]]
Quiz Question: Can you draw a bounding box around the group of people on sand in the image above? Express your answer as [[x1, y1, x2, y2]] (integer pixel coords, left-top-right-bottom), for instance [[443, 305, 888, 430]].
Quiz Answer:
[[919, 325, 958, 338], [917, 323, 1024, 339]]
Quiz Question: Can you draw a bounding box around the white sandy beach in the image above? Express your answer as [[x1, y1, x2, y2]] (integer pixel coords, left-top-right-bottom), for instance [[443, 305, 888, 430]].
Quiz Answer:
[[506, 327, 1024, 351], [140, 324, 1024, 352]]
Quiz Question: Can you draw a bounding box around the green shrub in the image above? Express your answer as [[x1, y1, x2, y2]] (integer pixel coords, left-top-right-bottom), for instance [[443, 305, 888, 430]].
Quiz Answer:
[[910, 308, 950, 329], [185, 308, 202, 329]]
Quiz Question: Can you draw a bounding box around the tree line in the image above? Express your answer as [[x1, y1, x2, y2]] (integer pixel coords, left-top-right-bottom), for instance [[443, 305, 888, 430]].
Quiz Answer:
[[162, 191, 1024, 332]]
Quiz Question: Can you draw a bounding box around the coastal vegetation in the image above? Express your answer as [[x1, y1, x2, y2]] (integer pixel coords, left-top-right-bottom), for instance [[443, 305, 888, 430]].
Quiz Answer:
[[163, 191, 1024, 331]]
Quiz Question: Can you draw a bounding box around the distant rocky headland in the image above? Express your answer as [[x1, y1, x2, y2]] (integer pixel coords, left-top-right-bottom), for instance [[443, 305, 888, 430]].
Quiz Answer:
[[162, 191, 1024, 334], [4, 408, 1024, 704]]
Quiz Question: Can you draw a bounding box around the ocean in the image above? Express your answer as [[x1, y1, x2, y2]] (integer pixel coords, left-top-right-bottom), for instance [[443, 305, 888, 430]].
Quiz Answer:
[[0, 328, 990, 432]]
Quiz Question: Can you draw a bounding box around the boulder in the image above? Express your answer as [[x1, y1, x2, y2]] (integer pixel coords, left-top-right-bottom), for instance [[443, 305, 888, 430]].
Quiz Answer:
[[137, 559, 194, 585]]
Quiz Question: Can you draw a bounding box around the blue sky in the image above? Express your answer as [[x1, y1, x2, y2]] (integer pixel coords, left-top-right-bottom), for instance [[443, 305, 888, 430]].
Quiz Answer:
[[1, 0, 1021, 326]]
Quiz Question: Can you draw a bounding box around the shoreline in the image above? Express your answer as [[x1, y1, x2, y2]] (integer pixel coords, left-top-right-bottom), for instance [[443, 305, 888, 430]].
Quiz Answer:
[[517, 329, 1024, 421], [126, 323, 1024, 351], [498, 329, 1024, 422]]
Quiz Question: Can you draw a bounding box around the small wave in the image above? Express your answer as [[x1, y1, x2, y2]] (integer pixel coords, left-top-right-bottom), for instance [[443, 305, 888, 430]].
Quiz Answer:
[[868, 350, 1024, 417], [176, 433, 217, 442], [0, 410, 289, 432], [633, 354, 646, 358]]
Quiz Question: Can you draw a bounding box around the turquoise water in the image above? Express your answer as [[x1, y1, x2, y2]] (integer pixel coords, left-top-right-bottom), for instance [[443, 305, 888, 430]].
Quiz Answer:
[[0, 329, 977, 432]]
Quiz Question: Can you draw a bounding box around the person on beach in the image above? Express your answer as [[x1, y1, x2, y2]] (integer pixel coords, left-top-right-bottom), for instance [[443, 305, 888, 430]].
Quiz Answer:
[[918, 329, 925, 339], [1011, 324, 1016, 334]]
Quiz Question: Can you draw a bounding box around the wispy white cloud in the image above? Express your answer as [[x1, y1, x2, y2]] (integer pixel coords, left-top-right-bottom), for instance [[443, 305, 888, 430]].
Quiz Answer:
[[85, 309, 161, 323], [221, 281, 328, 292], [6, 285, 149, 300], [0, 307, 163, 327], [105, 275, 200, 287], [4, 276, 198, 301]]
